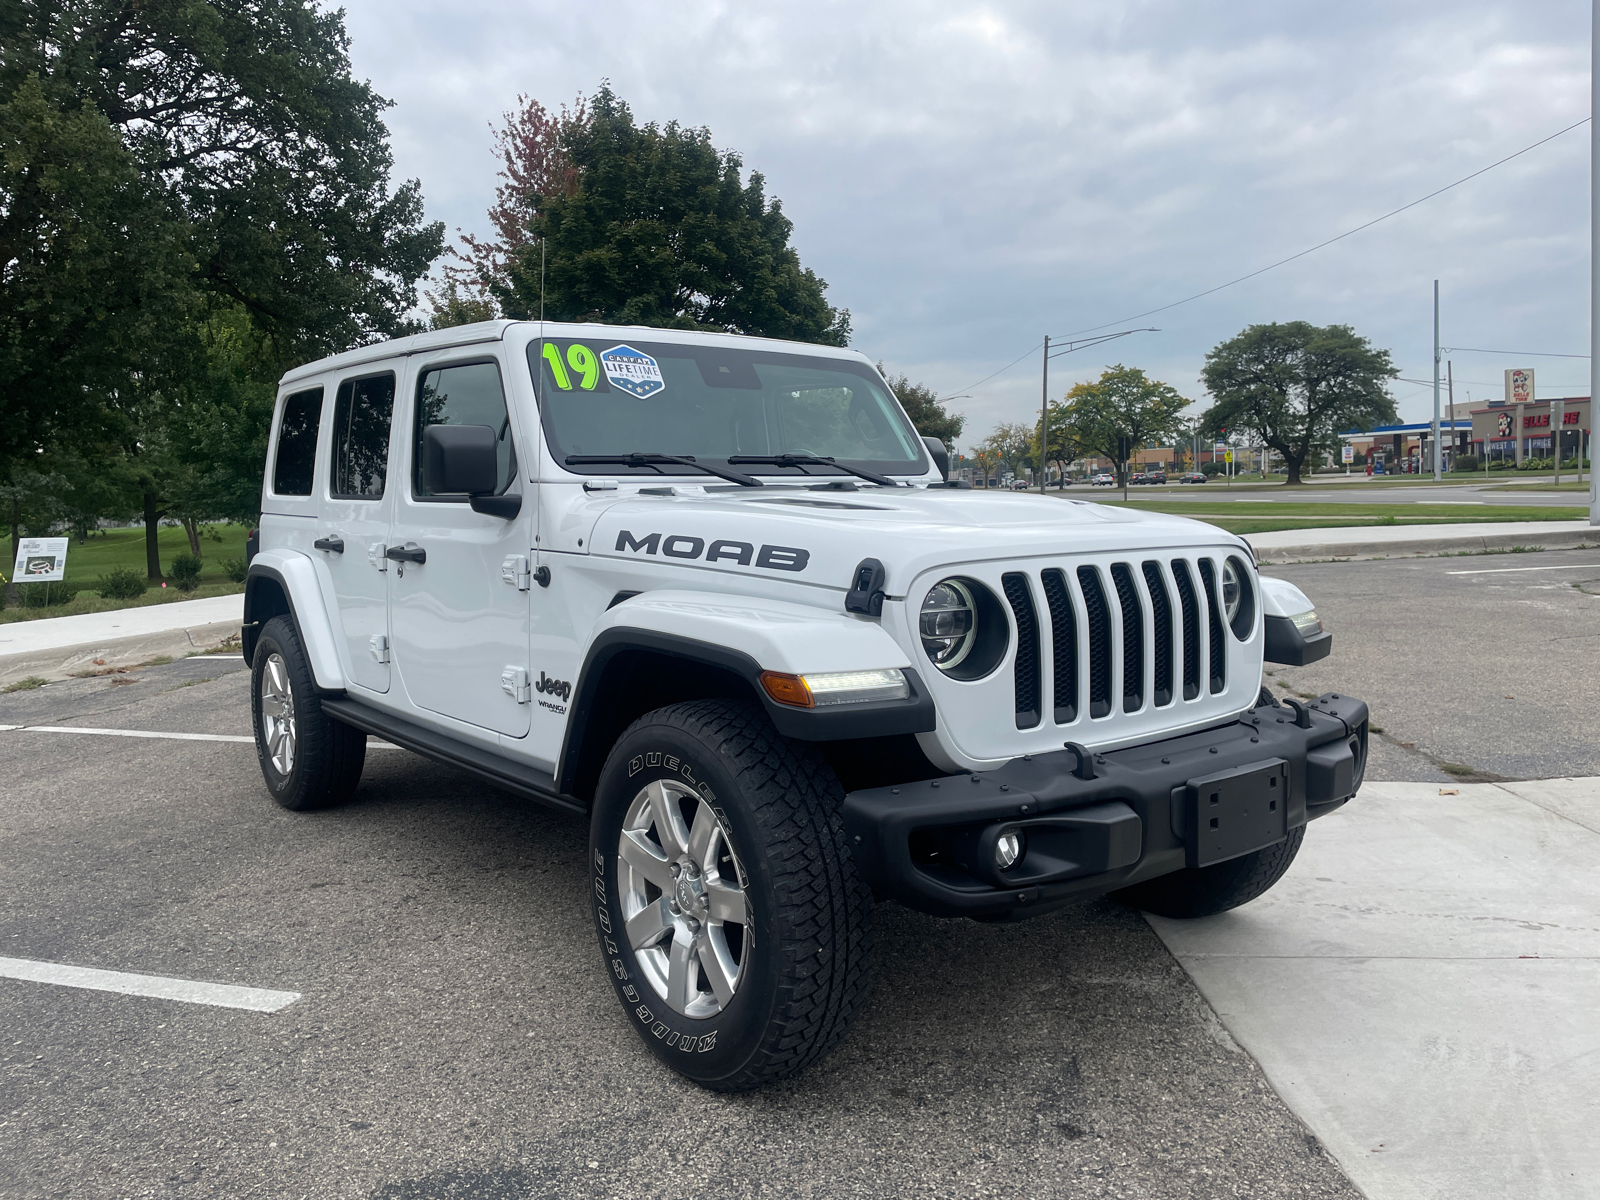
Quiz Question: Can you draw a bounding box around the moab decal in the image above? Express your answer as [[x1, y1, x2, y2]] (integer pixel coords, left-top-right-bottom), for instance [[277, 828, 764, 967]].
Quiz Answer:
[[615, 529, 809, 572]]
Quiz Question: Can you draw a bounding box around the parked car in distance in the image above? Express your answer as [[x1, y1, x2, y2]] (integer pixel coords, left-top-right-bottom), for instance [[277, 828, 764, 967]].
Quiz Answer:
[[1009, 480, 1030, 490], [1128, 472, 1151, 486], [1148, 471, 1167, 485], [1178, 472, 1208, 484], [1090, 472, 1116, 486]]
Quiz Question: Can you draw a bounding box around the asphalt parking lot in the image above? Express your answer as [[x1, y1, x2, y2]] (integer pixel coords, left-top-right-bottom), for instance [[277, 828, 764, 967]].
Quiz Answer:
[[3, 549, 1596, 1199]]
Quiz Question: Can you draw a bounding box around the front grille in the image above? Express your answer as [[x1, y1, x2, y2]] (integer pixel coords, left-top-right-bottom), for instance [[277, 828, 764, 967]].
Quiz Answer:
[[999, 554, 1229, 729], [1001, 573, 1041, 729], [1077, 566, 1113, 719], [1109, 563, 1143, 713]]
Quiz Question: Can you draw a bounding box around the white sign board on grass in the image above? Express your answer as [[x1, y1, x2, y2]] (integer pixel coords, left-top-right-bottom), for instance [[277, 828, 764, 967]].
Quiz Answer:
[[1342, 444, 1355, 463], [13, 537, 69, 583]]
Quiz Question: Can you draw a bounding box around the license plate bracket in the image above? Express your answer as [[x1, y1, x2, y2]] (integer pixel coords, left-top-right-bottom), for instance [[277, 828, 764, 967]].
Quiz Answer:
[[1183, 759, 1289, 869]]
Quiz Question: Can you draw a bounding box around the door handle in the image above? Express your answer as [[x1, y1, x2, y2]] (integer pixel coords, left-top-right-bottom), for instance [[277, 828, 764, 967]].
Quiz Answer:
[[313, 536, 345, 554], [384, 545, 426, 565]]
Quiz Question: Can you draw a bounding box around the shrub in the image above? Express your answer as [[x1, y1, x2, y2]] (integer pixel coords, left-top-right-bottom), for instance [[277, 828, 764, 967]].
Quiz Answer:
[[17, 582, 77, 607], [97, 567, 148, 600], [1451, 454, 1480, 473], [170, 552, 203, 592], [222, 556, 248, 583]]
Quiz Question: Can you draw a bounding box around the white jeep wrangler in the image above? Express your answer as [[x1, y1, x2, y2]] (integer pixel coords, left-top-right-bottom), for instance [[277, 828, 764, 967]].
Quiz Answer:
[[244, 320, 1365, 1091]]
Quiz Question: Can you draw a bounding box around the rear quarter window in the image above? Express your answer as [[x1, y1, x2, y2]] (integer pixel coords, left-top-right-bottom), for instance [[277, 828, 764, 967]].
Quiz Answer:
[[273, 387, 324, 496]]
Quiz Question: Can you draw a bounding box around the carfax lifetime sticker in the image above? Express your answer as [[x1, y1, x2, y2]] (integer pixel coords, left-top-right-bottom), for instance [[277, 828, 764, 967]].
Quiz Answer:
[[600, 345, 666, 399]]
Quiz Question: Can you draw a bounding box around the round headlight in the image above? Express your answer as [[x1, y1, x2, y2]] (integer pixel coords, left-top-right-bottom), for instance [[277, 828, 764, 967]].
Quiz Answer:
[[1221, 559, 1243, 624], [1221, 556, 1256, 639], [920, 580, 976, 670]]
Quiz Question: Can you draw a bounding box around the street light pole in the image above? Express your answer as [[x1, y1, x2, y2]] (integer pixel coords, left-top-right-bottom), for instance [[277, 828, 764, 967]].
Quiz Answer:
[[1040, 335, 1050, 495], [1592, 0, 1599, 523], [1432, 279, 1442, 481]]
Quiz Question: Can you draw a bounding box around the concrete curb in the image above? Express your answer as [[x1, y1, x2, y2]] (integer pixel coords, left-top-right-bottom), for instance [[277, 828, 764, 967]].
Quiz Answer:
[[0, 619, 241, 688], [1249, 526, 1599, 564]]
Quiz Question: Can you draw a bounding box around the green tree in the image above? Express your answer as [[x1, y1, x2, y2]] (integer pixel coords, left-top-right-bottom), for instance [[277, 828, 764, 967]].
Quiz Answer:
[[502, 86, 850, 344], [1035, 399, 1085, 489], [1199, 322, 1398, 485], [1060, 366, 1189, 496], [984, 423, 1034, 486], [879, 367, 965, 447]]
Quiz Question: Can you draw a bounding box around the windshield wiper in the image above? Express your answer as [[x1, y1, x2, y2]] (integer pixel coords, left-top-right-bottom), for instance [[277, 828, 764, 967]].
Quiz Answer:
[[565, 453, 762, 487], [726, 453, 902, 488]]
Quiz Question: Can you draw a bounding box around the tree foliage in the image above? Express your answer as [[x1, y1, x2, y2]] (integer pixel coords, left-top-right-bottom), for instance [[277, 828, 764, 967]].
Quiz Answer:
[[1035, 399, 1085, 489], [879, 367, 964, 447], [2, 0, 444, 574], [1199, 322, 1397, 485], [1059, 366, 1190, 489], [500, 86, 850, 344]]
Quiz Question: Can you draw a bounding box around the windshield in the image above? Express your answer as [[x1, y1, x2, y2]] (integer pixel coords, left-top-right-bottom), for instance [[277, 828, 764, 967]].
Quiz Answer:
[[527, 337, 927, 478]]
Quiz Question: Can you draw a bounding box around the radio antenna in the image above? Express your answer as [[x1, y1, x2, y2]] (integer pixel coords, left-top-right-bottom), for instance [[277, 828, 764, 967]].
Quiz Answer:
[[539, 236, 546, 323]]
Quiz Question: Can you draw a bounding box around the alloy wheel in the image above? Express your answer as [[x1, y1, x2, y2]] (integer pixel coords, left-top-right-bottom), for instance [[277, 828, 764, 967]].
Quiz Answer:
[[260, 652, 297, 776]]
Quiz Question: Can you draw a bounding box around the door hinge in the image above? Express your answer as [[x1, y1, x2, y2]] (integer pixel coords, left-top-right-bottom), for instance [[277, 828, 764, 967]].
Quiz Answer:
[[368, 542, 388, 573], [369, 634, 390, 664], [501, 665, 531, 704], [500, 554, 531, 591]]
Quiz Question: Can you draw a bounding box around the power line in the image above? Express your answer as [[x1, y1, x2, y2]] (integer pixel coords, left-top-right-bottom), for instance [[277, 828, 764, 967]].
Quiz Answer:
[[942, 340, 1043, 400], [1441, 346, 1590, 359], [1057, 116, 1592, 339]]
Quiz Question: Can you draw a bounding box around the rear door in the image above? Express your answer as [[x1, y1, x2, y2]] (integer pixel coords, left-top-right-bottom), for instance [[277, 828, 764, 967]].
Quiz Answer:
[[388, 352, 533, 737], [318, 370, 397, 694]]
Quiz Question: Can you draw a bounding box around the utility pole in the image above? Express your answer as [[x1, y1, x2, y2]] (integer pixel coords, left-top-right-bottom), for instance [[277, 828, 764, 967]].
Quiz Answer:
[[1593, 0, 1599, 523], [1447, 360, 1455, 473], [1040, 336, 1050, 495], [1432, 280, 1442, 481]]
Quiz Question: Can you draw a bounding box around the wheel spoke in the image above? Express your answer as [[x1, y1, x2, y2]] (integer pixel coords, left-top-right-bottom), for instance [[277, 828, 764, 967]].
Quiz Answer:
[[666, 929, 696, 1011], [645, 779, 688, 860], [698, 932, 738, 1007], [626, 897, 674, 951], [704, 879, 747, 926], [685, 800, 720, 867], [617, 829, 675, 890]]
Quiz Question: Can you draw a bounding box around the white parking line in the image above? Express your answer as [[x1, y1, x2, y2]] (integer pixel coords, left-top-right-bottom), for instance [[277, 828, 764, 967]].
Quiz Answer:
[[0, 956, 301, 1012], [1446, 564, 1597, 576], [0, 725, 402, 748]]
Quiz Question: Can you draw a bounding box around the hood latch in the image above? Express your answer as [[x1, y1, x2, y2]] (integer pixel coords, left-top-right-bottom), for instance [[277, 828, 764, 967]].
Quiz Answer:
[[845, 558, 888, 617]]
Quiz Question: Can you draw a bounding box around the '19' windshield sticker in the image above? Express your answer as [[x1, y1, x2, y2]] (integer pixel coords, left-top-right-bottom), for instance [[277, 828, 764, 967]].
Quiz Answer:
[[600, 344, 666, 399], [543, 342, 602, 391]]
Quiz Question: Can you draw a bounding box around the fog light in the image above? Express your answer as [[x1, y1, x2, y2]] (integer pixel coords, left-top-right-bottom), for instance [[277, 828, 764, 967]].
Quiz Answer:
[[996, 830, 1024, 870]]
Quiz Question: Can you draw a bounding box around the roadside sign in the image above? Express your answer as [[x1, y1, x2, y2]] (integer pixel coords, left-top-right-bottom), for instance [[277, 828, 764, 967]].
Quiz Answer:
[[13, 537, 68, 583], [1505, 368, 1534, 405], [1224, 450, 1233, 463], [1342, 445, 1355, 464]]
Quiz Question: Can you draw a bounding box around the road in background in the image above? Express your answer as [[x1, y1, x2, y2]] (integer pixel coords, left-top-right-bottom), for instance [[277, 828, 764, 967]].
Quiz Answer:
[[1263, 548, 1600, 781]]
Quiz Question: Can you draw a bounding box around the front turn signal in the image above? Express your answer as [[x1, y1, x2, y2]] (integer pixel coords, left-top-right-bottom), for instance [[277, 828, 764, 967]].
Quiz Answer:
[[760, 671, 813, 708]]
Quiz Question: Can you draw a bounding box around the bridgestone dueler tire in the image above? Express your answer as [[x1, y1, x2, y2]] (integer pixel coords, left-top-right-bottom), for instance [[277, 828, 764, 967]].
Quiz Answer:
[[589, 699, 874, 1091], [251, 615, 366, 812], [1112, 824, 1306, 919]]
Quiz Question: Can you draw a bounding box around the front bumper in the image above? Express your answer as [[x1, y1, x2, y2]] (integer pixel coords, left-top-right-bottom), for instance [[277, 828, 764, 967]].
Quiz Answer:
[[843, 692, 1368, 920]]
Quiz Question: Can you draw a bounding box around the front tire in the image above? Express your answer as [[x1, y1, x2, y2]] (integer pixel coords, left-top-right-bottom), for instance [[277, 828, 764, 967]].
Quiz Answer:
[[251, 615, 366, 811], [1113, 825, 1305, 919], [589, 699, 874, 1091]]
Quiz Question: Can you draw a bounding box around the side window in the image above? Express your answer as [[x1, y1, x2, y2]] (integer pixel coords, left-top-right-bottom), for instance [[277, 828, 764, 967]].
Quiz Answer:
[[414, 361, 516, 498], [330, 373, 395, 499], [272, 387, 323, 496]]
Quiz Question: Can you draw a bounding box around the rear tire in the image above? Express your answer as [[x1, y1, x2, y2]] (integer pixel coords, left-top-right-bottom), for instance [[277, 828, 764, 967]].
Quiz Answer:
[[1113, 825, 1305, 919], [251, 615, 366, 811], [589, 698, 874, 1091]]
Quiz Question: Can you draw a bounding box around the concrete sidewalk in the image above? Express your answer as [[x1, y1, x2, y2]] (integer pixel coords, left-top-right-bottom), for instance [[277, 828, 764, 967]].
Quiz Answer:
[[0, 594, 242, 686], [1150, 776, 1600, 1200], [1247, 519, 1595, 562]]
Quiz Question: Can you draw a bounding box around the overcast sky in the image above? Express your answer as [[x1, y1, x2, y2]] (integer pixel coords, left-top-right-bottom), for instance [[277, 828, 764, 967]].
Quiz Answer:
[[340, 0, 1590, 449]]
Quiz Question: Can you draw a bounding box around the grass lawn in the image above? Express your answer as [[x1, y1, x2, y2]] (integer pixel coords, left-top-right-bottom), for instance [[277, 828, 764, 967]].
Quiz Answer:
[[1482, 481, 1593, 493], [1079, 499, 1589, 536], [2, 524, 248, 623]]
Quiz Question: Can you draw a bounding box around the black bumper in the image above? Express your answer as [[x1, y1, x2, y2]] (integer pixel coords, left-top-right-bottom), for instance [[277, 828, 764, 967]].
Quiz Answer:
[[842, 693, 1368, 921]]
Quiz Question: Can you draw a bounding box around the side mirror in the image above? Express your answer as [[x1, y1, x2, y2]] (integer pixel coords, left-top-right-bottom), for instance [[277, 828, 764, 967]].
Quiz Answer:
[[424, 424, 498, 495], [921, 436, 950, 481], [423, 424, 522, 518]]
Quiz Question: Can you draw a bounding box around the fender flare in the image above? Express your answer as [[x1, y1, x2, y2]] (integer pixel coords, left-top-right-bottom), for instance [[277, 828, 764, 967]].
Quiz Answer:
[[555, 590, 936, 798], [243, 550, 349, 692]]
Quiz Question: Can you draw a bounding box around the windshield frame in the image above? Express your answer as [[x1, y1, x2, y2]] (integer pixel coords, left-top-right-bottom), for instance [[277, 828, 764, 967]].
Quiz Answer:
[[524, 330, 932, 482]]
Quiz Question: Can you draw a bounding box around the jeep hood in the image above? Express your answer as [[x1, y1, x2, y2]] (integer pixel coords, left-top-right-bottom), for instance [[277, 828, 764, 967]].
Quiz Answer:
[[581, 487, 1249, 598]]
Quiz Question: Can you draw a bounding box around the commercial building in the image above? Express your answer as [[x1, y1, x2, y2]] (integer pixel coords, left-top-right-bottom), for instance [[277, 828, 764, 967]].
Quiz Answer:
[[1468, 396, 1591, 464]]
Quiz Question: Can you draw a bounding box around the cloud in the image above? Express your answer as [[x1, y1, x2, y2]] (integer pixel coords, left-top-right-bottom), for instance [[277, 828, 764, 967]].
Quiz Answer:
[[340, 0, 1590, 446]]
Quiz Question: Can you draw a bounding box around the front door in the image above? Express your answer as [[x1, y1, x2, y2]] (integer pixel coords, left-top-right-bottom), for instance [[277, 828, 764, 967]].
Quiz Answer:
[[319, 369, 396, 694], [388, 353, 533, 738]]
